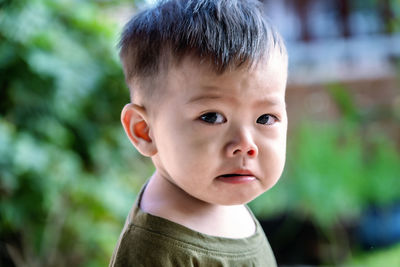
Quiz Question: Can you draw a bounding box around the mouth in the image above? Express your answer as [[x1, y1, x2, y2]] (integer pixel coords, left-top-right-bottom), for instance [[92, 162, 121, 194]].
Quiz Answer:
[[216, 170, 256, 184]]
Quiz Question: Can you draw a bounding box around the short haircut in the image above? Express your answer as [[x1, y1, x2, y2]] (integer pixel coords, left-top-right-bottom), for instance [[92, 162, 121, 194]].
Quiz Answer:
[[119, 0, 287, 101]]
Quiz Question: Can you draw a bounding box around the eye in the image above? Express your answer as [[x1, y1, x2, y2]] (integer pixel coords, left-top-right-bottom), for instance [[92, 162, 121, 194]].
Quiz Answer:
[[199, 112, 226, 124], [256, 114, 278, 125]]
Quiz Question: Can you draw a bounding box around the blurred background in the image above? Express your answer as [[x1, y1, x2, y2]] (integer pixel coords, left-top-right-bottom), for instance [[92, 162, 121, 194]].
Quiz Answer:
[[0, 0, 399, 266]]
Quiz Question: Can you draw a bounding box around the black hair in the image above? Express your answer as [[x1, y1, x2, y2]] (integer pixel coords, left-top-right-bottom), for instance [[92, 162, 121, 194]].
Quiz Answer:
[[119, 0, 286, 95]]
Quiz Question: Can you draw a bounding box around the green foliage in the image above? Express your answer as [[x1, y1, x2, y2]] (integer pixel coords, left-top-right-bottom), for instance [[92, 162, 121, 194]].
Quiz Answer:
[[0, 0, 152, 266], [348, 243, 400, 266], [327, 83, 359, 122]]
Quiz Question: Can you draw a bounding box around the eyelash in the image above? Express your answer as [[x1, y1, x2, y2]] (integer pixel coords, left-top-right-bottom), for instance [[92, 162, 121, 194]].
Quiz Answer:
[[199, 112, 226, 124], [256, 114, 279, 125], [198, 112, 279, 125]]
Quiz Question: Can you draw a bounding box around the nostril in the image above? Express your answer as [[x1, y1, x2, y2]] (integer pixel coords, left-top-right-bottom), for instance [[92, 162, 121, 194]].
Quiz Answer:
[[233, 149, 241, 155], [227, 142, 257, 157], [248, 149, 255, 156]]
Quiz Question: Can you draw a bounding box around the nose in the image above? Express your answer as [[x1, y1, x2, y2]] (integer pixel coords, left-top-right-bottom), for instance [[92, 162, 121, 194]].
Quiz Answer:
[[225, 127, 258, 158]]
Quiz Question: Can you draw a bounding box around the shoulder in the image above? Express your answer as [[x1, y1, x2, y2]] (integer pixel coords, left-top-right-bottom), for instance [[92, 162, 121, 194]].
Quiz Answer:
[[109, 223, 201, 267]]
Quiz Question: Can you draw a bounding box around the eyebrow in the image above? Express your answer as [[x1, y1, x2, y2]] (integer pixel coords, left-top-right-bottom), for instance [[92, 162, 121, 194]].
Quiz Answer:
[[254, 97, 285, 107], [187, 93, 285, 107], [187, 94, 225, 103]]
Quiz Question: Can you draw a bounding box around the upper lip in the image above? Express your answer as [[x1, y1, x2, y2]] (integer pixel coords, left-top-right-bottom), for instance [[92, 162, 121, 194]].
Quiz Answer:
[[218, 169, 255, 177]]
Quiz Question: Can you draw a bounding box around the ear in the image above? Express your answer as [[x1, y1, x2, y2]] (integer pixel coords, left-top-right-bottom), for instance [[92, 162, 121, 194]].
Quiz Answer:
[[121, 103, 157, 157]]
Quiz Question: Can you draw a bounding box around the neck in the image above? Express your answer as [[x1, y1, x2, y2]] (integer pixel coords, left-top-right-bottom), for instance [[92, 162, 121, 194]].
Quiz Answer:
[[140, 171, 256, 238]]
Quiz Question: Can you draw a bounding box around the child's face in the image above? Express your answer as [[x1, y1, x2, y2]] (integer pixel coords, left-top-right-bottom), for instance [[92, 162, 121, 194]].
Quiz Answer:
[[149, 51, 288, 206]]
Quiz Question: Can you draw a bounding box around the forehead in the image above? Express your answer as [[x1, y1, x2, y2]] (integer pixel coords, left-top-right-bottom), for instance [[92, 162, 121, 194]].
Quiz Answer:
[[165, 50, 288, 101]]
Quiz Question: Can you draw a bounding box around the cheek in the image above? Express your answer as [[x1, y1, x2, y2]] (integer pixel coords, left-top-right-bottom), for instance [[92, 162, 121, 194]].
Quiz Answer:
[[260, 142, 285, 163], [178, 131, 221, 168], [259, 132, 287, 173], [155, 121, 220, 172], [176, 120, 223, 149]]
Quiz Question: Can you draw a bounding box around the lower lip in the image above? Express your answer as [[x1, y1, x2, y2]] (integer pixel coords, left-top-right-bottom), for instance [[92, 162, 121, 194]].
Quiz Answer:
[[217, 176, 256, 184]]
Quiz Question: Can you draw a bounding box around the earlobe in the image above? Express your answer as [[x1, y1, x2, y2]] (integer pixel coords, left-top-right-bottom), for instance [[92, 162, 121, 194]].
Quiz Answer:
[[121, 104, 157, 157]]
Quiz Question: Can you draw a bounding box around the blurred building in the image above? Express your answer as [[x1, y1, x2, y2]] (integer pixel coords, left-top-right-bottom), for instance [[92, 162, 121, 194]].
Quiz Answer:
[[261, 0, 400, 147], [263, 0, 400, 84]]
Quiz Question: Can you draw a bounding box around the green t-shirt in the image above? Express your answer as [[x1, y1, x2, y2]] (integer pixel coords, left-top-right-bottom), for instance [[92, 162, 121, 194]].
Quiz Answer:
[[109, 185, 277, 267]]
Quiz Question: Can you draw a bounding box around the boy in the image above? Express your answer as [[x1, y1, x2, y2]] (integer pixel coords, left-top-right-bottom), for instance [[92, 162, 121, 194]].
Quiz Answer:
[[110, 0, 288, 266]]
